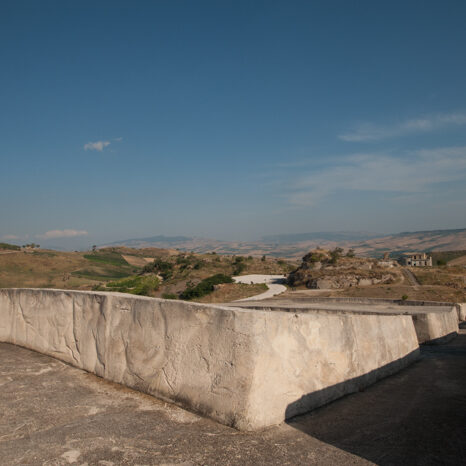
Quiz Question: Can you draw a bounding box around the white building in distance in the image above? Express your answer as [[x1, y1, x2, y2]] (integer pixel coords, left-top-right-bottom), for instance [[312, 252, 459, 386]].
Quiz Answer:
[[401, 252, 433, 267]]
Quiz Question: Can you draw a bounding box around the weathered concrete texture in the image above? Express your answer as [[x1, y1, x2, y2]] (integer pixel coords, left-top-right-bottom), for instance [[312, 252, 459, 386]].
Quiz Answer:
[[412, 307, 459, 344], [249, 310, 420, 424], [0, 289, 258, 430], [0, 342, 373, 466], [457, 303, 466, 321], [0, 288, 420, 430], [231, 298, 460, 345], [2, 328, 466, 465]]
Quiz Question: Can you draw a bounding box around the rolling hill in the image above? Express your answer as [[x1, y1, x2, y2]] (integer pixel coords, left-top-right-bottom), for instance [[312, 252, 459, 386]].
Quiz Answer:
[[106, 228, 466, 259]]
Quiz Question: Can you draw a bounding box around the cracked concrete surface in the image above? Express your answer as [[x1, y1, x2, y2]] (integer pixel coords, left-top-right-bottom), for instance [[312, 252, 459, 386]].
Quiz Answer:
[[1, 324, 465, 465], [0, 342, 371, 465], [0, 289, 421, 430]]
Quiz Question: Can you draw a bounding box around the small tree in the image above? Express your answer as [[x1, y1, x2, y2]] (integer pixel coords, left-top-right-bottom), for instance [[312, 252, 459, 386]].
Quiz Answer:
[[233, 262, 246, 275], [329, 247, 343, 264]]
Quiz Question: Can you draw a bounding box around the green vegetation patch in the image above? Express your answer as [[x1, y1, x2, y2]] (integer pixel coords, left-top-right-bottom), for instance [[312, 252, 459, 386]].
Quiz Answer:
[[180, 274, 233, 300], [233, 260, 246, 275], [106, 275, 160, 295], [0, 243, 20, 251], [71, 267, 131, 281], [430, 250, 466, 265], [142, 258, 174, 279], [84, 251, 129, 267]]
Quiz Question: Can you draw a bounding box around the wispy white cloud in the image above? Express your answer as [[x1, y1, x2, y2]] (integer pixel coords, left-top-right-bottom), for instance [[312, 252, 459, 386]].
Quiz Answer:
[[339, 112, 466, 142], [37, 229, 88, 239], [1, 234, 19, 240], [84, 140, 111, 151], [287, 146, 466, 206]]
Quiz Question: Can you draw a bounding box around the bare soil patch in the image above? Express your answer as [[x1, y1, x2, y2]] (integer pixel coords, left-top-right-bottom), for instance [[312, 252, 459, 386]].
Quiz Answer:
[[122, 254, 154, 267]]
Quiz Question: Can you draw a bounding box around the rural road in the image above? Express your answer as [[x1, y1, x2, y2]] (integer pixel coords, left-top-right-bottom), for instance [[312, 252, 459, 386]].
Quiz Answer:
[[402, 268, 421, 288], [233, 274, 287, 301]]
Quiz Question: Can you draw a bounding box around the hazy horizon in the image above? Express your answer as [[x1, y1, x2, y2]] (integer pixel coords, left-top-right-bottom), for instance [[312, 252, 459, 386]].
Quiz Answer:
[[2, 1, 466, 249], [4, 227, 466, 252]]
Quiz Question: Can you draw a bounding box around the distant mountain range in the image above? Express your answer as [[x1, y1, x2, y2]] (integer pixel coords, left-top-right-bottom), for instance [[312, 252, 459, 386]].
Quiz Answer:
[[105, 228, 466, 259], [110, 235, 193, 247], [261, 231, 381, 244]]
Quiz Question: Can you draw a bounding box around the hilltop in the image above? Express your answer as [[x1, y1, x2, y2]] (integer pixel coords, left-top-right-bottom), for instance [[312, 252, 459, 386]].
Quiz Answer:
[[283, 247, 466, 302], [287, 249, 397, 289]]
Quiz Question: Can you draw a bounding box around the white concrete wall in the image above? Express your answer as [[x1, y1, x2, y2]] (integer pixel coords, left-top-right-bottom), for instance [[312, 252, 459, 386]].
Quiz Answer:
[[243, 296, 464, 327], [411, 307, 459, 344], [246, 310, 420, 427], [236, 299, 460, 345], [0, 289, 420, 430], [457, 303, 466, 322]]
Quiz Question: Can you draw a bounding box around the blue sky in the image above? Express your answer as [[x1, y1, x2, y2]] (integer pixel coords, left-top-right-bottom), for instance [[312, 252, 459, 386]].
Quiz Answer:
[[1, 0, 465, 249]]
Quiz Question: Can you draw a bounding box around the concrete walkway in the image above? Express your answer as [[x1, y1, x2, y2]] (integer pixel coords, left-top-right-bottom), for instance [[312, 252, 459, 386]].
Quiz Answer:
[[1, 324, 465, 465], [232, 274, 287, 301]]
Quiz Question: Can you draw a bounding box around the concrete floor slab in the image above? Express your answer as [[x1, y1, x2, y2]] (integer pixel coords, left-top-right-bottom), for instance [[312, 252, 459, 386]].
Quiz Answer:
[[0, 343, 367, 466]]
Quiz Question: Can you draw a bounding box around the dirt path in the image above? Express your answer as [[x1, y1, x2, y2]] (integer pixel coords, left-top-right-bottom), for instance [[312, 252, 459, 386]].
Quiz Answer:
[[122, 255, 155, 267], [402, 268, 421, 288]]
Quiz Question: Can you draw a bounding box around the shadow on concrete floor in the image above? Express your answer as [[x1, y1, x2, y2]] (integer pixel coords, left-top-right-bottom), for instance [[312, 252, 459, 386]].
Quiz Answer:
[[2, 325, 465, 465], [286, 329, 466, 466]]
